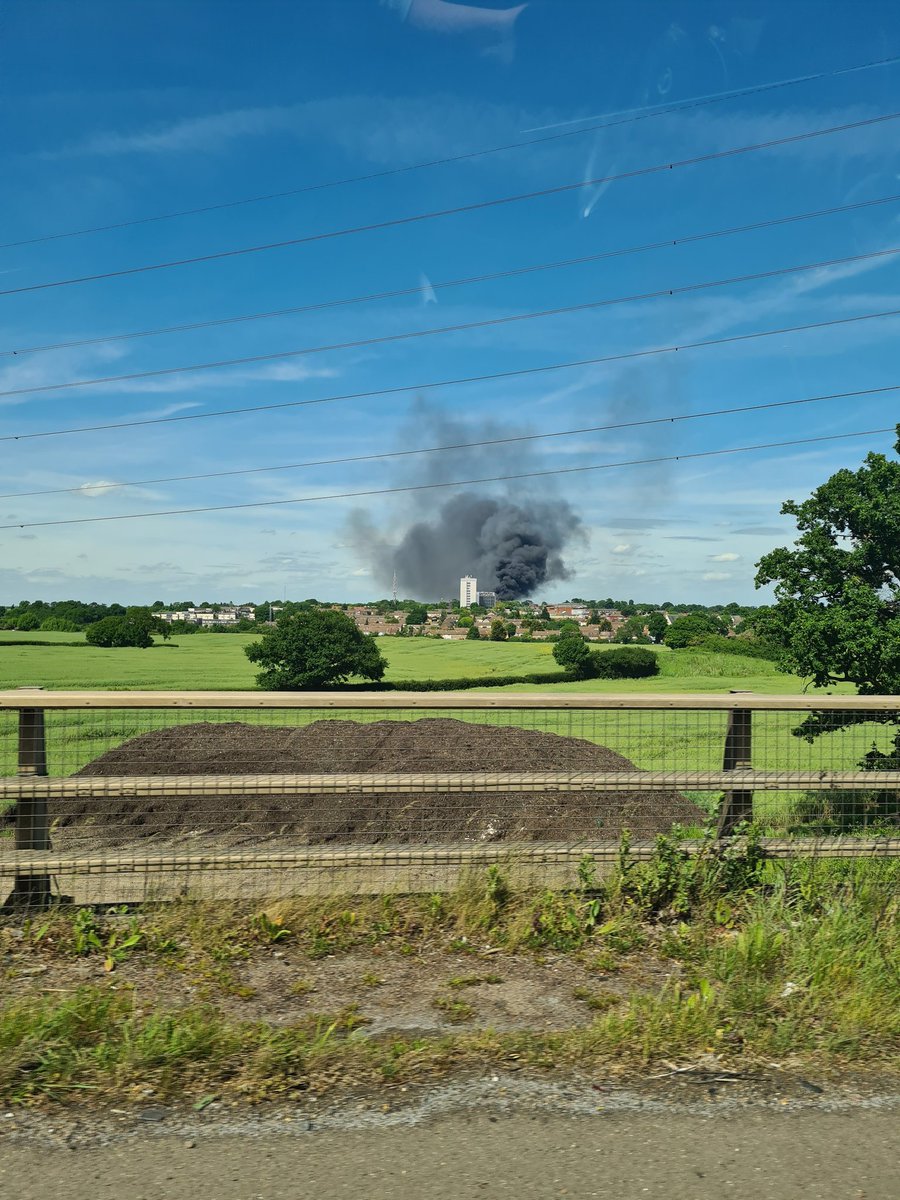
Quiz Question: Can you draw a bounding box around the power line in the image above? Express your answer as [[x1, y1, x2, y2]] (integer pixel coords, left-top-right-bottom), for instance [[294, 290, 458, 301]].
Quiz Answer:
[[3, 244, 898, 402], [6, 190, 900, 361], [3, 109, 898, 300], [2, 427, 892, 531], [6, 304, 900, 443], [4, 50, 898, 252], [4, 383, 897, 502]]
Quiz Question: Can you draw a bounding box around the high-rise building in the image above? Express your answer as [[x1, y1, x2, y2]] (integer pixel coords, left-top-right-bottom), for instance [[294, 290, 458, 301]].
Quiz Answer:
[[459, 575, 477, 607], [477, 591, 497, 609]]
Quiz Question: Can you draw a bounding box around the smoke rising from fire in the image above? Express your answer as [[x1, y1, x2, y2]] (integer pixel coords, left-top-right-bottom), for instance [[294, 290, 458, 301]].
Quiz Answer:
[[345, 403, 584, 600]]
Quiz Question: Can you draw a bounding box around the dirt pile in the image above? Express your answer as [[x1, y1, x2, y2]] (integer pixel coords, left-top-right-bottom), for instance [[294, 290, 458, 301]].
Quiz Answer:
[[67, 718, 702, 845]]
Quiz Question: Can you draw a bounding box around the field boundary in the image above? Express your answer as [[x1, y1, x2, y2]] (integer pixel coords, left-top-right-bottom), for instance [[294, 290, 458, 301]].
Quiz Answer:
[[2, 690, 898, 905], [2, 688, 897, 710]]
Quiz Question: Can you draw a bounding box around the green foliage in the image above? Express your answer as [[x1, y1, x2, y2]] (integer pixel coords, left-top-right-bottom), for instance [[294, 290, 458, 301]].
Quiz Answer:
[[245, 609, 387, 689], [489, 618, 508, 641], [589, 647, 659, 678], [552, 630, 591, 677], [690, 634, 781, 661], [612, 830, 766, 919], [755, 427, 900, 695], [405, 604, 429, 625], [646, 613, 668, 643], [39, 617, 79, 633], [663, 613, 726, 648], [85, 608, 155, 648], [466, 625, 481, 640]]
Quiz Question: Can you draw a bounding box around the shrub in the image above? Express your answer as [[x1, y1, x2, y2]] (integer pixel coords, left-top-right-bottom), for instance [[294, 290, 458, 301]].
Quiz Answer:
[[553, 630, 592, 678], [466, 625, 481, 640], [589, 647, 660, 679]]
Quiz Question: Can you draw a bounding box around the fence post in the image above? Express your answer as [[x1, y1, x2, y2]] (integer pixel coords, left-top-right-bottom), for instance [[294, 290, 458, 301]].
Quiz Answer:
[[716, 696, 753, 837], [9, 699, 53, 907]]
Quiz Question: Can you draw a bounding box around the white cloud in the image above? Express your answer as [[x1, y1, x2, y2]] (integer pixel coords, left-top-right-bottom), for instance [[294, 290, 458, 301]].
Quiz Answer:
[[708, 552, 740, 562], [702, 571, 733, 581], [76, 480, 121, 497], [611, 543, 632, 555]]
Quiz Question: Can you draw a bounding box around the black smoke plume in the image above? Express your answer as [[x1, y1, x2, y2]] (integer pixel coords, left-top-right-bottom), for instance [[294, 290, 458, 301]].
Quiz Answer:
[[346, 404, 583, 600]]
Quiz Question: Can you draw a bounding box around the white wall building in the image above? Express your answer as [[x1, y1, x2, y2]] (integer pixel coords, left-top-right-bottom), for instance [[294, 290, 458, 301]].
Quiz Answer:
[[459, 575, 477, 607]]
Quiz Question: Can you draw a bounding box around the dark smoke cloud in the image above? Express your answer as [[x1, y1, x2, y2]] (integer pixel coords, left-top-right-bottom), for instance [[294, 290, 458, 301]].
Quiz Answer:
[[346, 402, 584, 600]]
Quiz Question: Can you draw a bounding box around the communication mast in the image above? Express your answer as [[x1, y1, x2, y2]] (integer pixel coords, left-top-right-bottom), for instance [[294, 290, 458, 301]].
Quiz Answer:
[[391, 570, 398, 604]]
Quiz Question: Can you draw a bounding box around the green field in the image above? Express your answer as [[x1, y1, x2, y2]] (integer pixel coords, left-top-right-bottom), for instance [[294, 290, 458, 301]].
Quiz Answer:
[[0, 629, 826, 695], [2, 632, 887, 835]]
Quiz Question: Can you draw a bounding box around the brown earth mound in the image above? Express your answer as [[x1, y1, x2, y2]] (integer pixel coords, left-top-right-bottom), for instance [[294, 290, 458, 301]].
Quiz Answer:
[[67, 718, 702, 845]]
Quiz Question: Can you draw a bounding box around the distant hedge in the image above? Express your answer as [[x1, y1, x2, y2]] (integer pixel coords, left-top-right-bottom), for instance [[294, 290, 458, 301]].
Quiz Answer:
[[589, 647, 660, 679], [320, 671, 573, 692]]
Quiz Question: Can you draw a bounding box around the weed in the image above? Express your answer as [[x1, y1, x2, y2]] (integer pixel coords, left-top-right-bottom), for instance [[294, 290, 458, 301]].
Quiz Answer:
[[289, 979, 315, 997], [360, 972, 384, 988], [446, 974, 503, 990], [432, 995, 475, 1023], [572, 987, 621, 1013], [252, 912, 292, 944]]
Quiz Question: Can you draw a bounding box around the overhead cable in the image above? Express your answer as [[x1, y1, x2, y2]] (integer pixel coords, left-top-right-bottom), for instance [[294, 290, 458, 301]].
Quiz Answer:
[[5, 191, 900, 361], [2, 110, 898, 299], [2, 244, 898, 401], [3, 50, 898, 251], [2, 427, 892, 531], [4, 383, 897, 501], [6, 305, 900, 443]]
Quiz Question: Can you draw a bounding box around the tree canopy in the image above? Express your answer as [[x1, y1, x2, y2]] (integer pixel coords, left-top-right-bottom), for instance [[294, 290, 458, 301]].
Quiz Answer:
[[245, 609, 387, 689], [552, 630, 591, 678], [663, 613, 725, 648], [85, 608, 156, 648], [755, 427, 900, 695]]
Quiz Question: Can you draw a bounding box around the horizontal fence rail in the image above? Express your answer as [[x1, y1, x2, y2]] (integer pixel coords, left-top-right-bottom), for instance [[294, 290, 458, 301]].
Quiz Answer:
[[4, 770, 900, 801], [0, 689, 897, 906]]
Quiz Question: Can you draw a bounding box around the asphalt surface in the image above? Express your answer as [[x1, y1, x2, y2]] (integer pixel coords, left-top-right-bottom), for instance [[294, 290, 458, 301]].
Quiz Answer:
[[2, 1108, 897, 1199]]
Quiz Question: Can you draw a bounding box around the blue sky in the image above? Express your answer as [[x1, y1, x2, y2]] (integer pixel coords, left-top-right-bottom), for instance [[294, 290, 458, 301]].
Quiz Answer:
[[1, 0, 898, 606]]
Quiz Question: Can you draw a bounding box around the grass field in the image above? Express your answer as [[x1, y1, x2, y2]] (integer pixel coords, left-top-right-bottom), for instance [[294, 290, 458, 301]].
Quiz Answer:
[[2, 631, 888, 832], [0, 629, 827, 694]]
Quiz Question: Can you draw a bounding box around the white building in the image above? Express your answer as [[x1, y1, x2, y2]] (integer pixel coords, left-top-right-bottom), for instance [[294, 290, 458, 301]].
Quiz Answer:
[[459, 575, 477, 607]]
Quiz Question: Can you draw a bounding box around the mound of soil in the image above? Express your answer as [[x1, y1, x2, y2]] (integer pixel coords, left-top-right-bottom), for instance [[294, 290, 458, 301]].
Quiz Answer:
[[67, 718, 702, 845]]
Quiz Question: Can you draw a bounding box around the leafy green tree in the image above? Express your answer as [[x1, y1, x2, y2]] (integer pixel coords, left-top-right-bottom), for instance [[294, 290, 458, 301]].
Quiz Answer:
[[755, 428, 900, 695], [755, 427, 900, 821], [646, 613, 668, 643], [504, 621, 517, 639], [86, 610, 155, 648], [405, 603, 429, 625], [245, 609, 386, 689], [663, 613, 724, 648], [552, 630, 592, 678], [39, 617, 79, 633], [489, 618, 508, 641], [540, 605, 551, 620], [466, 624, 481, 640]]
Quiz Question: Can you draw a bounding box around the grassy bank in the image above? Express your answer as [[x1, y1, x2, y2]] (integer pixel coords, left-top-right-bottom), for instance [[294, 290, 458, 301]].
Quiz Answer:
[[1, 853, 896, 1105]]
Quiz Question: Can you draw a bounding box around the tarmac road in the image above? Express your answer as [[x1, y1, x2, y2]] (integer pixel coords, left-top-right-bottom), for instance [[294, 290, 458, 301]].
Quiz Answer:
[[2, 1108, 897, 1200]]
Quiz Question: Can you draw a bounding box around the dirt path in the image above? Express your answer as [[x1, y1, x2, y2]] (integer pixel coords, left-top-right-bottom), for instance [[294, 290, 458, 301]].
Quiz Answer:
[[2, 1091, 897, 1200]]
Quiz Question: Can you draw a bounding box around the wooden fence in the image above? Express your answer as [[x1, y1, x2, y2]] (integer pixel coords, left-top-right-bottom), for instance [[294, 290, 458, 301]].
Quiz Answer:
[[1, 689, 898, 905]]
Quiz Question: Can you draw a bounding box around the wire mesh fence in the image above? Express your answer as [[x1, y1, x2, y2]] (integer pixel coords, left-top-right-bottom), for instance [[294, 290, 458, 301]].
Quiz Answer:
[[1, 691, 898, 905]]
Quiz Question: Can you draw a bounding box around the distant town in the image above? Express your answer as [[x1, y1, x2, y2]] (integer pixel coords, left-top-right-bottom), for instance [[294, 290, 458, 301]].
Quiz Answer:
[[0, 584, 755, 644]]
